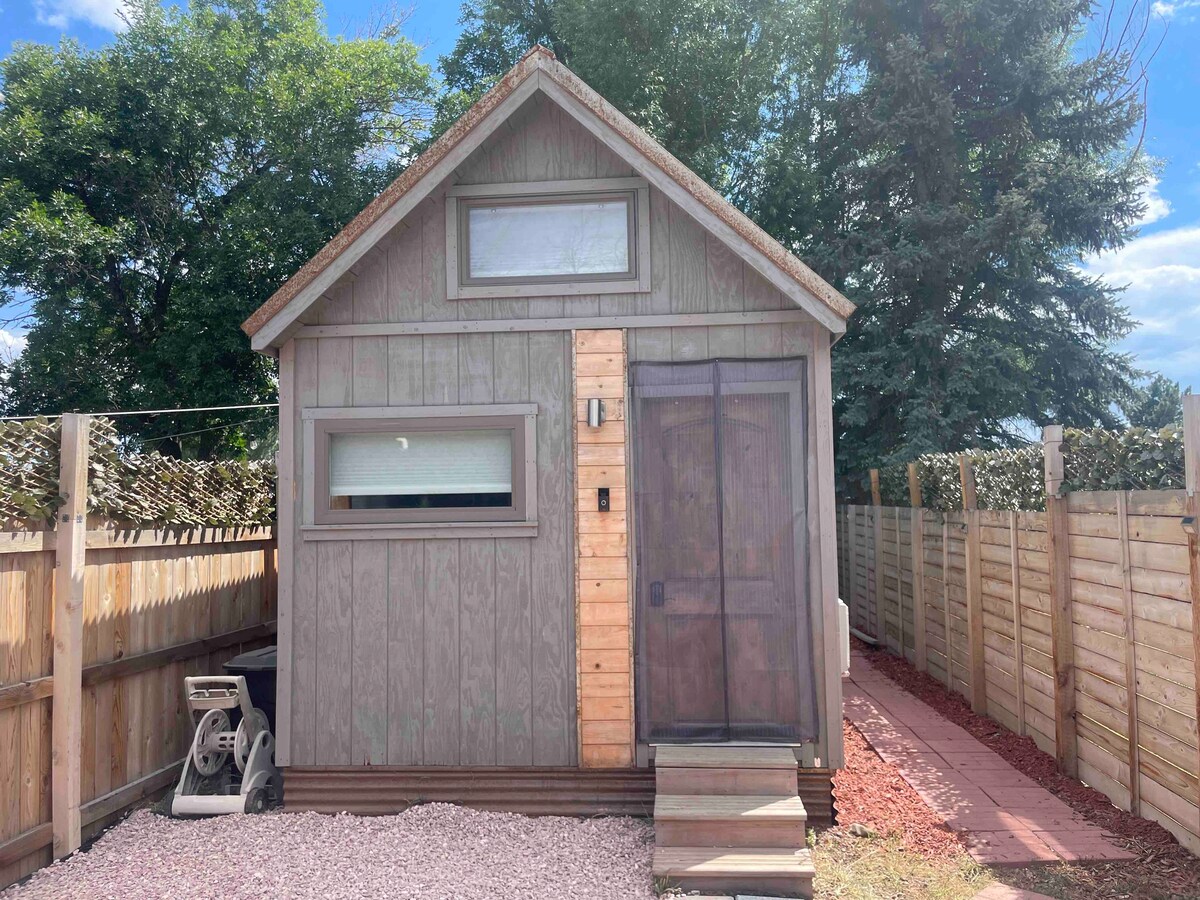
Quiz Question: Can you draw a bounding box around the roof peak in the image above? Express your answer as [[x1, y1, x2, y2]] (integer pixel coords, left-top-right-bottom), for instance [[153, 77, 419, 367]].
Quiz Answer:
[[520, 44, 557, 63], [242, 44, 854, 345]]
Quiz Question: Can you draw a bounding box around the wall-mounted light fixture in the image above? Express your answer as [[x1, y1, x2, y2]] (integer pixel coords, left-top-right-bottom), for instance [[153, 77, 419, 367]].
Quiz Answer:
[[586, 398, 607, 428]]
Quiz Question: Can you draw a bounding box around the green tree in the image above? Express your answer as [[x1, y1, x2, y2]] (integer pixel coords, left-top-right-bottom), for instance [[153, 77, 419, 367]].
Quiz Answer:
[[1122, 374, 1188, 428], [434, 0, 809, 190], [804, 0, 1150, 490], [441, 0, 1154, 494], [0, 0, 434, 455]]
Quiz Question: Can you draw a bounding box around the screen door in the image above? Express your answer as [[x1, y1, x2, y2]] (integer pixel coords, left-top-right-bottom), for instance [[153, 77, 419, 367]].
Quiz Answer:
[[631, 358, 817, 743]]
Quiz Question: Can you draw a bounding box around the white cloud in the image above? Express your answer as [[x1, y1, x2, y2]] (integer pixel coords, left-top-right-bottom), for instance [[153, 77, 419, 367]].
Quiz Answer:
[[35, 0, 129, 30], [0, 329, 27, 366], [1083, 225, 1200, 390], [1136, 177, 1172, 226], [1152, 0, 1200, 19]]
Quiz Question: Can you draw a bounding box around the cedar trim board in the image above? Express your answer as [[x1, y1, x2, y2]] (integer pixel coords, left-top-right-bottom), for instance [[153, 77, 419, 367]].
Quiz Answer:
[[246, 49, 853, 350], [280, 767, 835, 826], [290, 309, 816, 340]]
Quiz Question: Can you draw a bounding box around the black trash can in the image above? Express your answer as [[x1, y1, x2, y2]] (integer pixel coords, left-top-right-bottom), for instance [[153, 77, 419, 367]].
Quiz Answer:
[[223, 646, 278, 734]]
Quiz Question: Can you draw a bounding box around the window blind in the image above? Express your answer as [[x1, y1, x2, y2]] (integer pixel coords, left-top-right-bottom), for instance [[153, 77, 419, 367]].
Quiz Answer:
[[329, 429, 513, 497]]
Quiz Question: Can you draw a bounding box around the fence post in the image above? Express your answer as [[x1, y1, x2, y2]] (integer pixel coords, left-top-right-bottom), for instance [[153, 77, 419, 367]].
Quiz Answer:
[[1009, 511, 1026, 737], [52, 413, 89, 859], [908, 463, 927, 672], [1117, 491, 1141, 815], [1043, 424, 1078, 779], [869, 470, 884, 645], [1183, 395, 1199, 825], [959, 456, 986, 715]]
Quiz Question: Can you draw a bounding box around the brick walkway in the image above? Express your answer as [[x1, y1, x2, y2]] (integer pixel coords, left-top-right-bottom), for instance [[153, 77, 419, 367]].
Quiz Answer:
[[845, 652, 1136, 866]]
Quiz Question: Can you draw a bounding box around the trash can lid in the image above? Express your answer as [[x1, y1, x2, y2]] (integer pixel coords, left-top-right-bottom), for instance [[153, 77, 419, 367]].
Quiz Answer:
[[223, 645, 277, 672]]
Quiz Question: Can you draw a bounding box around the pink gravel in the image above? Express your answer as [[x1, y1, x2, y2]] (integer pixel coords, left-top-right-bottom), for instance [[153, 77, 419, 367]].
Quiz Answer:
[[4, 804, 656, 900]]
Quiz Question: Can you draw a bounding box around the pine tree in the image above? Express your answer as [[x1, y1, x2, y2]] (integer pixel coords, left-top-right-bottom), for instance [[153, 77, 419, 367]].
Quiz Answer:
[[790, 0, 1150, 488]]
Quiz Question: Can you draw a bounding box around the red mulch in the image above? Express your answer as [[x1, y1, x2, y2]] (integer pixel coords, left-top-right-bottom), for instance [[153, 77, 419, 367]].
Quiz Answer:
[[833, 718, 968, 859], [855, 639, 1200, 896]]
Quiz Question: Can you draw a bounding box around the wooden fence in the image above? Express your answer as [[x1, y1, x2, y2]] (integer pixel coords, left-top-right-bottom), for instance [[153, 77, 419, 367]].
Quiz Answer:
[[0, 415, 277, 890], [837, 399, 1200, 854]]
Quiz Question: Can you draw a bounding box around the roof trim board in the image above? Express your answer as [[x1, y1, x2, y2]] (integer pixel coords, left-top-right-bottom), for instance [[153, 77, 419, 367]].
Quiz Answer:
[[244, 47, 855, 350]]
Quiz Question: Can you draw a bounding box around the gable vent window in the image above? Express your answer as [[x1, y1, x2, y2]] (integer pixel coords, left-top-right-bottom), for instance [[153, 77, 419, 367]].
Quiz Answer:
[[466, 197, 632, 280], [446, 178, 651, 300]]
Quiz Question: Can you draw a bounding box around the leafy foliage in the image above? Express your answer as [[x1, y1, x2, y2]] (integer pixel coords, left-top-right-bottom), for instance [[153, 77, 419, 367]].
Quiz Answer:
[[0, 0, 434, 455], [433, 0, 812, 192], [0, 415, 274, 527], [878, 445, 1044, 511], [1063, 425, 1185, 492], [870, 423, 1187, 513], [440, 0, 1153, 498], [0, 416, 60, 524]]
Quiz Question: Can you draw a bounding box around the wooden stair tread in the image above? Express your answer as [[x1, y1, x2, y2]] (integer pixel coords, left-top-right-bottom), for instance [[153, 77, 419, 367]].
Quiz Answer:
[[654, 746, 798, 769], [653, 846, 815, 876], [655, 794, 807, 821]]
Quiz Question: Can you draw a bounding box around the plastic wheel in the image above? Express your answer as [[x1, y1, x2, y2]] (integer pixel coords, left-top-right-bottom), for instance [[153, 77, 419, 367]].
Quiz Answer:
[[192, 709, 230, 777], [244, 787, 268, 814], [234, 708, 269, 773]]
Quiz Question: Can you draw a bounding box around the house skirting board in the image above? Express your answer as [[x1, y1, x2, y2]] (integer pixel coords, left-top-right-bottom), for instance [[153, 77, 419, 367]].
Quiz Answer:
[[280, 766, 835, 826]]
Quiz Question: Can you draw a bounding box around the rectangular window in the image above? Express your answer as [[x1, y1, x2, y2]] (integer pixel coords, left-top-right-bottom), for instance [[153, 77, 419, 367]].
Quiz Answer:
[[463, 194, 634, 282], [309, 410, 535, 527], [446, 178, 651, 300]]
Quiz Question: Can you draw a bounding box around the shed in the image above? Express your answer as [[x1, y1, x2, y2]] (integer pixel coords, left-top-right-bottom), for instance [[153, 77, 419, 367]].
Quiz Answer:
[[244, 45, 853, 853]]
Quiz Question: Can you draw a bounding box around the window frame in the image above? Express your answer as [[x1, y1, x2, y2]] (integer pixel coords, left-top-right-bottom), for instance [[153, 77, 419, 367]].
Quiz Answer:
[[302, 404, 538, 535], [446, 177, 652, 300]]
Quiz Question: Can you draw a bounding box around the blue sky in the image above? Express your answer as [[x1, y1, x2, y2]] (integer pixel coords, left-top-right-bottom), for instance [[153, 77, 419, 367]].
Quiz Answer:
[[1, 0, 1197, 395]]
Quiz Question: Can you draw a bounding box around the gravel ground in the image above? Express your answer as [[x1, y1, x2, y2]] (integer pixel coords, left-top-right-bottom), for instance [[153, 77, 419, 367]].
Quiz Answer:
[[3, 804, 656, 900]]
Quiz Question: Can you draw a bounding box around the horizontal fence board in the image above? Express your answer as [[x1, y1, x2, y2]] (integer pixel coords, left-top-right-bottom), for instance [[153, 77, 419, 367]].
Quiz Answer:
[[0, 525, 278, 890], [837, 493, 1200, 855]]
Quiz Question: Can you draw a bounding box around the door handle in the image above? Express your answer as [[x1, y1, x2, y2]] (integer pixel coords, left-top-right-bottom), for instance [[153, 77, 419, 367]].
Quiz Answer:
[[650, 581, 665, 607]]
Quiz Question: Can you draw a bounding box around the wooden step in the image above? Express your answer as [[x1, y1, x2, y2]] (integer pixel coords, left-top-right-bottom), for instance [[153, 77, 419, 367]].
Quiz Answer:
[[653, 847, 815, 898], [656, 766, 799, 796], [654, 745, 798, 769], [655, 794, 807, 848]]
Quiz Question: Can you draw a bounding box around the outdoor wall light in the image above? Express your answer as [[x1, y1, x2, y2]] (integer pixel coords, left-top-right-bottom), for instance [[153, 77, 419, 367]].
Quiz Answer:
[[586, 398, 606, 428]]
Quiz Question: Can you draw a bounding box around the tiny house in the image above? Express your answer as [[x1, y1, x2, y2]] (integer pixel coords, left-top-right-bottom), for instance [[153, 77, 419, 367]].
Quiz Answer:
[[243, 47, 854, 838]]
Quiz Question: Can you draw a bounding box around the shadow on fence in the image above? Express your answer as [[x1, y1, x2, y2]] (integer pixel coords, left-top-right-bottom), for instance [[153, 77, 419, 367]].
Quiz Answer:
[[0, 415, 278, 890], [838, 398, 1200, 855]]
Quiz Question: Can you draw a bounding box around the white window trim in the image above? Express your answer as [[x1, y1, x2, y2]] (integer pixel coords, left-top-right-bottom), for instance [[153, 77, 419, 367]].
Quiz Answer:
[[445, 177, 652, 299], [300, 403, 538, 540]]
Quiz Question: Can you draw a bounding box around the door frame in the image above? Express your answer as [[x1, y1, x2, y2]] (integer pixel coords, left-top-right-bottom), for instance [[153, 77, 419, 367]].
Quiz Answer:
[[628, 358, 813, 762]]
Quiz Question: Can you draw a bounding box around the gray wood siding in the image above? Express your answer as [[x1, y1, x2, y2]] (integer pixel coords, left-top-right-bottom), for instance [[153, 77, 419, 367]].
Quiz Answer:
[[280, 90, 827, 769], [301, 93, 798, 330], [286, 330, 576, 766]]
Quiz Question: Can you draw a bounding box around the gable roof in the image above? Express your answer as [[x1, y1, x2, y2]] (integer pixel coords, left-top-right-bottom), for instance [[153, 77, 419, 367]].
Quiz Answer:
[[243, 46, 855, 348]]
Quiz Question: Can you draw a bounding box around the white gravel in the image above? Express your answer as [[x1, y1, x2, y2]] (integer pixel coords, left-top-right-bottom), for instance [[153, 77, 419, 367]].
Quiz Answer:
[[4, 804, 657, 900]]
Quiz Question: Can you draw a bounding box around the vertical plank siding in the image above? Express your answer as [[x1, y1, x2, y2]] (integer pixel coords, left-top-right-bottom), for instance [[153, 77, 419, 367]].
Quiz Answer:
[[282, 94, 830, 773], [285, 331, 577, 768], [836, 491, 1200, 854], [0, 533, 277, 889]]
